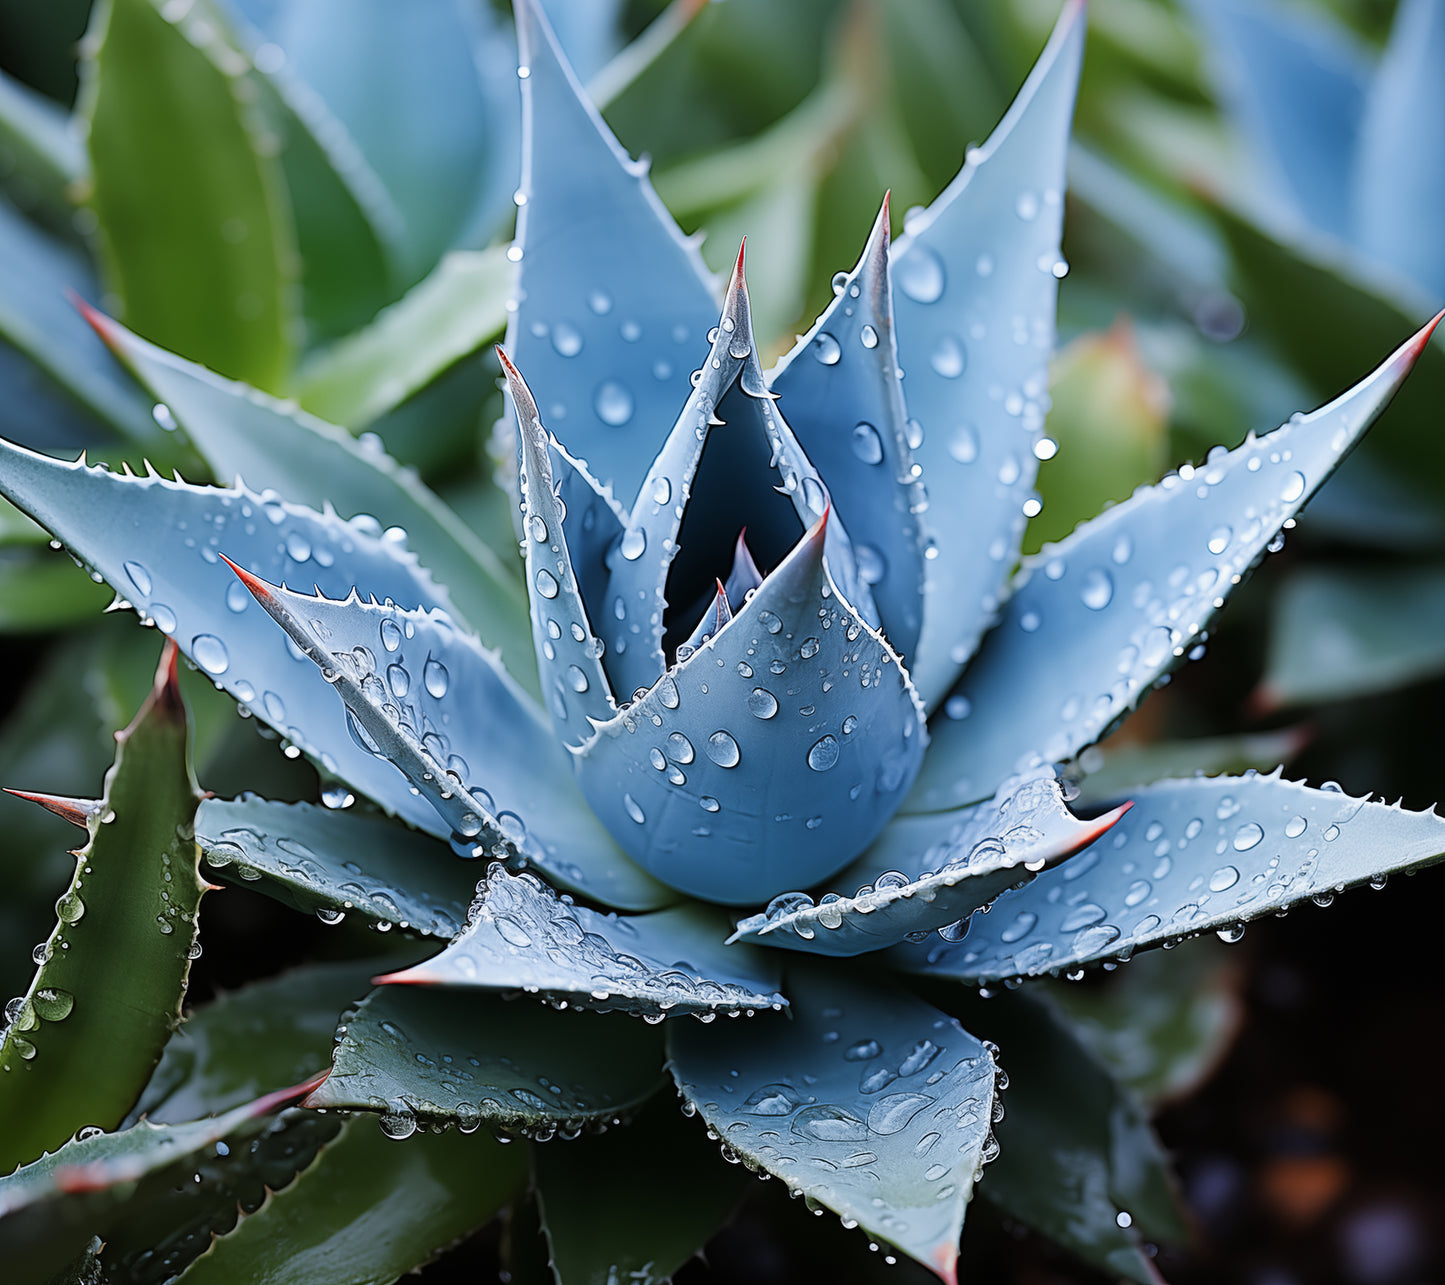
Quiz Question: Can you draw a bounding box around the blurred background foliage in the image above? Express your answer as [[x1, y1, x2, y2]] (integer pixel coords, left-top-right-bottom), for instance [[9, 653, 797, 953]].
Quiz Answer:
[[0, 1, 1440, 1281]]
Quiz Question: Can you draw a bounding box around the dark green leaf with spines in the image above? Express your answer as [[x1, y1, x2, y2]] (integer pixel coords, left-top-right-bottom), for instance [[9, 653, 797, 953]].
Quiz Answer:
[[534, 1096, 750, 1285], [80, 0, 295, 391], [379, 864, 784, 1020], [87, 308, 538, 695], [195, 796, 477, 935], [668, 967, 998, 1284], [0, 645, 205, 1174], [731, 773, 1127, 957], [308, 986, 667, 1137], [896, 772, 1445, 982], [912, 317, 1440, 814]]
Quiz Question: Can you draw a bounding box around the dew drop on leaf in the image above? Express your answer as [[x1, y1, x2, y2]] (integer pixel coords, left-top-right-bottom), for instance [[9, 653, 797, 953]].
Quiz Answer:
[[811, 333, 841, 365], [191, 634, 229, 676], [896, 245, 945, 303], [594, 380, 634, 426], [807, 735, 840, 772], [706, 731, 741, 768]]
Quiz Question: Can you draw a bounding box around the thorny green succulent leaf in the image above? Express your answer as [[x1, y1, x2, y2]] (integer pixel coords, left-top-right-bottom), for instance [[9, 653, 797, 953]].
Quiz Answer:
[[769, 194, 926, 659], [0, 644, 205, 1174], [912, 315, 1441, 813], [897, 772, 1445, 983], [944, 990, 1186, 1284], [378, 864, 784, 1020], [85, 306, 538, 692], [0, 199, 157, 446], [1352, 0, 1445, 299], [731, 773, 1127, 958], [0, 437, 465, 835], [173, 1116, 525, 1285], [295, 246, 509, 428], [135, 959, 383, 1124], [506, 0, 718, 503], [577, 512, 927, 906], [668, 967, 998, 1284], [194, 796, 479, 934], [1260, 563, 1445, 708], [1039, 940, 1245, 1110], [220, 563, 669, 910], [80, 0, 296, 392], [308, 986, 666, 1137], [533, 1095, 750, 1285], [0, 1075, 324, 1283], [893, 0, 1086, 709]]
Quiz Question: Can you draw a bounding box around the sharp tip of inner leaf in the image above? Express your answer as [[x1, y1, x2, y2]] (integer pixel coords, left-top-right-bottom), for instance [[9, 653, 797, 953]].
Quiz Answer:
[[1404, 308, 1445, 363], [372, 966, 434, 986], [71, 293, 121, 351], [218, 553, 272, 602], [2, 788, 98, 828]]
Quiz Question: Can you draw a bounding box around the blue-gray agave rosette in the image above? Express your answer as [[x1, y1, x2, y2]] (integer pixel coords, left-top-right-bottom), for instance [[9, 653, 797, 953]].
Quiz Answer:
[[1, 0, 1443, 1279]]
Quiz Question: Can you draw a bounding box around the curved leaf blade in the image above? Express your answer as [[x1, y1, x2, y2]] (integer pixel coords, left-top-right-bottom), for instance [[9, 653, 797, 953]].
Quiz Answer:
[[308, 986, 666, 1136], [897, 772, 1445, 982], [80, 0, 295, 390], [913, 315, 1441, 813], [668, 967, 999, 1284], [0, 645, 205, 1174], [506, 0, 718, 501], [196, 797, 476, 936], [86, 305, 538, 694], [381, 864, 784, 1020], [0, 437, 460, 834], [732, 775, 1126, 958], [579, 515, 927, 906], [896, 0, 1085, 708]]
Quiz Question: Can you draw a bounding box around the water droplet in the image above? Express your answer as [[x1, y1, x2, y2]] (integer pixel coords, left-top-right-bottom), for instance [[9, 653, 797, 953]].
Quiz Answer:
[[650, 476, 672, 506], [807, 735, 840, 772], [1231, 823, 1264, 852], [947, 423, 978, 465], [667, 732, 694, 763], [1285, 815, 1307, 838], [423, 658, 449, 698], [929, 334, 966, 379], [1080, 568, 1113, 611], [844, 1039, 882, 1061], [285, 531, 311, 562], [150, 603, 177, 634], [898, 1040, 940, 1076], [124, 560, 152, 596], [379, 1111, 417, 1139], [1209, 865, 1241, 891], [999, 912, 1037, 943], [595, 380, 634, 426], [226, 580, 251, 613], [747, 688, 779, 719], [800, 637, 820, 659], [851, 422, 884, 465], [380, 618, 403, 652], [386, 663, 410, 698], [860, 324, 879, 349], [534, 569, 560, 599], [742, 1084, 802, 1116], [620, 527, 647, 560], [551, 323, 583, 357], [1207, 525, 1232, 555], [812, 333, 841, 365], [624, 793, 646, 824], [1060, 903, 1107, 932], [706, 731, 741, 768], [656, 676, 680, 709], [1281, 471, 1306, 503], [897, 245, 945, 303], [758, 610, 783, 635], [700, 796, 720, 813], [191, 634, 229, 676], [793, 1105, 867, 1142], [32, 987, 74, 1021], [1015, 191, 1039, 220], [868, 1092, 932, 1135]]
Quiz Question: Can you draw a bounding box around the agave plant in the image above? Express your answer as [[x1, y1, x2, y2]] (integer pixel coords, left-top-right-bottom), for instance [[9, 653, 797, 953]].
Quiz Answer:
[[3, 1, 1445, 1281]]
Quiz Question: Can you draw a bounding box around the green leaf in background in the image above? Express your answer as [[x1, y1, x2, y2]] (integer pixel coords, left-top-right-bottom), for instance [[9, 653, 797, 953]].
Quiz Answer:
[[0, 67, 84, 235], [174, 1118, 526, 1285], [1025, 320, 1170, 553], [0, 544, 112, 630], [1260, 563, 1445, 708], [534, 1095, 750, 1285], [309, 986, 666, 1137], [1073, 727, 1308, 803], [294, 246, 509, 430], [0, 642, 205, 1174], [79, 0, 295, 391], [1038, 937, 1245, 1109]]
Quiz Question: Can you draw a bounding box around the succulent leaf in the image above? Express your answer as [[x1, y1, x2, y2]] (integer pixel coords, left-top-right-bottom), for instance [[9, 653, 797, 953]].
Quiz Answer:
[[308, 986, 666, 1136], [534, 1096, 750, 1285], [1351, 0, 1445, 300], [219, 565, 668, 909], [195, 797, 479, 934], [172, 1117, 526, 1285], [731, 773, 1127, 958], [80, 0, 296, 391], [897, 772, 1445, 983], [893, 0, 1086, 709], [667, 967, 999, 1284], [952, 990, 1187, 1284], [912, 315, 1441, 813], [506, 0, 718, 501], [87, 306, 538, 692], [769, 194, 927, 658], [0, 644, 205, 1174], [0, 1076, 323, 1283], [378, 864, 785, 1021], [577, 514, 928, 905]]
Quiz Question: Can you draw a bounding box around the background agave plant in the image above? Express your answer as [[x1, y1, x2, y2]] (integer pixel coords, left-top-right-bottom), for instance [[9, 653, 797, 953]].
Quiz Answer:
[[2, 0, 1445, 1282]]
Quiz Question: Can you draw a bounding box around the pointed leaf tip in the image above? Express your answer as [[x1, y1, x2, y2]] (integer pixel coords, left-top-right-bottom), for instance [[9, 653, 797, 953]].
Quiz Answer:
[[1405, 308, 1445, 361], [2, 789, 100, 828], [217, 552, 272, 603]]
